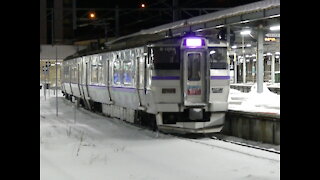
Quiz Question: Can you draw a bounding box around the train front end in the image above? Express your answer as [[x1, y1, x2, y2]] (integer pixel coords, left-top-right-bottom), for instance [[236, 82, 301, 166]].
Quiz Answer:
[[154, 36, 230, 134]]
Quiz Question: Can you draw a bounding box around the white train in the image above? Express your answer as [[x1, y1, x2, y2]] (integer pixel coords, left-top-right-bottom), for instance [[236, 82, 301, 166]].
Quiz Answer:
[[61, 34, 230, 134]]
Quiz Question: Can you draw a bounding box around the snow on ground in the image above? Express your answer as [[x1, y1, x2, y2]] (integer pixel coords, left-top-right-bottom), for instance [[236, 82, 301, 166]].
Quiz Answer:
[[40, 89, 280, 180], [228, 83, 280, 115]]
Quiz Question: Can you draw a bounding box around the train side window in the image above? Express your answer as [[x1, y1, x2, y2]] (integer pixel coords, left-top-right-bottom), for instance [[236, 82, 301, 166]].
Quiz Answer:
[[91, 64, 98, 84], [64, 65, 70, 81], [98, 64, 103, 85], [113, 58, 121, 85], [123, 60, 134, 86], [151, 47, 180, 70], [209, 47, 228, 69]]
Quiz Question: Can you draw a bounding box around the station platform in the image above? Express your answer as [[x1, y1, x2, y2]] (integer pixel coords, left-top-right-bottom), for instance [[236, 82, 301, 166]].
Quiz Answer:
[[226, 83, 280, 145]]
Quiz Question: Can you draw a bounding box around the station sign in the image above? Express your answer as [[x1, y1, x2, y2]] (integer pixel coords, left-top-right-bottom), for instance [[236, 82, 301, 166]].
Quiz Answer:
[[265, 33, 280, 42]]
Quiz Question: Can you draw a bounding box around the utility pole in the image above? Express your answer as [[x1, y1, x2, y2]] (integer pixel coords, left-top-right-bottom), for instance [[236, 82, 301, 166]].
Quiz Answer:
[[172, 0, 179, 22]]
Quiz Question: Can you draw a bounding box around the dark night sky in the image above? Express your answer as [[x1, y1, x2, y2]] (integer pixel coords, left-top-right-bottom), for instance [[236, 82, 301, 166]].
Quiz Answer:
[[58, 0, 263, 41]]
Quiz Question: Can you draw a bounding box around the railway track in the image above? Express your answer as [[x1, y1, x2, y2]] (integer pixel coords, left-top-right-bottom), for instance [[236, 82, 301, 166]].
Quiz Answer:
[[209, 134, 280, 154]]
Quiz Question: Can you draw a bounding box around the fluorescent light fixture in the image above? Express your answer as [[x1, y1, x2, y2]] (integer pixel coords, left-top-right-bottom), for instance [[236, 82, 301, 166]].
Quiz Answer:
[[186, 38, 202, 47], [240, 29, 251, 35], [210, 50, 216, 54], [253, 59, 257, 62], [246, 44, 251, 47], [266, 52, 272, 56], [275, 52, 280, 55], [231, 45, 237, 49], [245, 55, 250, 58], [252, 54, 256, 57], [275, 56, 280, 58], [270, 25, 280, 31]]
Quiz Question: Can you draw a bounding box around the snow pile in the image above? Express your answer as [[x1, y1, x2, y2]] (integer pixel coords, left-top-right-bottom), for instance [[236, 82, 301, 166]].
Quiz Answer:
[[41, 90, 280, 180], [228, 83, 280, 114]]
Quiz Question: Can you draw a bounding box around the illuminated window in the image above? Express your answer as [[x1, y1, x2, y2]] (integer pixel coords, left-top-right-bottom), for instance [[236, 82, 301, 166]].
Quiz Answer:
[[113, 58, 121, 85]]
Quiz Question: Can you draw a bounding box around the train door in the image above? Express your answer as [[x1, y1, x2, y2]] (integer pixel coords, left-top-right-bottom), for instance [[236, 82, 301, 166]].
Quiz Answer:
[[183, 51, 207, 106], [77, 60, 82, 96], [85, 60, 90, 99]]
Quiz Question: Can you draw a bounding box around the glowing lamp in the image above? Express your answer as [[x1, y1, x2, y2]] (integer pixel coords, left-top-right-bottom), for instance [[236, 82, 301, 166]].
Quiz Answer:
[[186, 38, 202, 47]]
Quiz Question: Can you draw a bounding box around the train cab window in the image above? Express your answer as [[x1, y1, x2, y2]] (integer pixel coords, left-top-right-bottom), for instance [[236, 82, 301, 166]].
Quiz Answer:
[[150, 47, 180, 70], [123, 60, 134, 86], [113, 58, 121, 85], [188, 53, 201, 81], [208, 47, 228, 69]]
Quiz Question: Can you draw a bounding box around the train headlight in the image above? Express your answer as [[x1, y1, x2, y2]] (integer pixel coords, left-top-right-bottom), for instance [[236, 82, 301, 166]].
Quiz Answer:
[[184, 38, 205, 48]]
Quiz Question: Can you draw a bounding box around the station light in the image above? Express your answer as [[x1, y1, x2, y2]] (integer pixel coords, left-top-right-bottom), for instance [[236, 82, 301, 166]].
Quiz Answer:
[[141, 3, 146, 8], [270, 25, 280, 31], [240, 29, 251, 35], [88, 11, 96, 20]]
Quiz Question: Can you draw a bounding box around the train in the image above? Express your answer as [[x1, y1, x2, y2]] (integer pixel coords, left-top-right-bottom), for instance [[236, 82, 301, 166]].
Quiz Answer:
[[61, 33, 230, 134]]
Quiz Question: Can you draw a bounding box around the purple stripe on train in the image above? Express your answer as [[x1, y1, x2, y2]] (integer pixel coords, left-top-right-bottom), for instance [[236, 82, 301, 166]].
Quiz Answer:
[[111, 86, 136, 92], [210, 76, 230, 80], [152, 76, 180, 80]]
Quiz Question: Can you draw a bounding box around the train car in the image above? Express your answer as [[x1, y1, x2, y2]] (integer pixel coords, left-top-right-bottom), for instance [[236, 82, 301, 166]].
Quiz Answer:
[[61, 34, 230, 134]]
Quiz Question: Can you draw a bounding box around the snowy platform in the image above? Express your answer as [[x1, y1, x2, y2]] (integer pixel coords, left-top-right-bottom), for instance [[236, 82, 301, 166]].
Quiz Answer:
[[40, 90, 280, 180], [228, 83, 280, 115]]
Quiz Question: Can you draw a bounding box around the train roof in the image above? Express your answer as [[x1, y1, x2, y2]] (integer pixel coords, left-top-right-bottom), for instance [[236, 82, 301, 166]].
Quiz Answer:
[[64, 33, 225, 61], [64, 33, 168, 61]]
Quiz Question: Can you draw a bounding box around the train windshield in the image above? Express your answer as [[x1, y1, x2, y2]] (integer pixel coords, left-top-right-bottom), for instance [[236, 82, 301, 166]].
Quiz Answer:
[[149, 47, 180, 70], [208, 47, 228, 69], [188, 53, 201, 81]]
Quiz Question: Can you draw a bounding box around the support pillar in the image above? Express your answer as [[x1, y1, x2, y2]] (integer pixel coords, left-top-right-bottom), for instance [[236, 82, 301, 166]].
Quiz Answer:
[[257, 24, 264, 93], [242, 36, 246, 84], [234, 52, 237, 83], [271, 53, 275, 84]]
